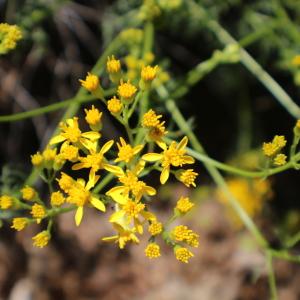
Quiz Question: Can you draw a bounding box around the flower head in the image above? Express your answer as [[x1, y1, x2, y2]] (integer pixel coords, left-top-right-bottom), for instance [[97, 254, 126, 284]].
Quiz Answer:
[[32, 231, 50, 248], [50, 117, 100, 151], [142, 109, 162, 128], [0, 195, 13, 209], [60, 144, 79, 162], [118, 80, 137, 103], [0, 23, 22, 54], [115, 137, 144, 163], [143, 136, 195, 184], [148, 220, 163, 236], [102, 222, 140, 249], [85, 105, 102, 131], [21, 186, 37, 201], [11, 218, 27, 231], [175, 196, 194, 214], [145, 243, 161, 259], [171, 225, 199, 247], [175, 247, 194, 263], [50, 191, 65, 206], [274, 153, 287, 166], [107, 55, 121, 74], [72, 140, 114, 184], [141, 65, 158, 81], [31, 152, 43, 167], [176, 169, 198, 187], [31, 204, 46, 222], [79, 72, 99, 92], [107, 96, 123, 115]]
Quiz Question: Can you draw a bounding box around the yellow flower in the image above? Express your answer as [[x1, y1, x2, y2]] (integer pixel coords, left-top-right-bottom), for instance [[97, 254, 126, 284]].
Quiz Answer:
[[0, 23, 22, 54], [42, 147, 57, 169], [64, 176, 105, 226], [175, 247, 194, 263], [107, 55, 121, 74], [79, 72, 99, 92], [145, 243, 161, 259], [115, 137, 144, 163], [105, 163, 156, 203], [262, 142, 277, 157], [57, 172, 74, 193], [60, 144, 79, 162], [118, 80, 137, 103], [31, 152, 43, 167], [274, 154, 287, 166], [143, 136, 195, 184], [107, 96, 123, 115], [102, 222, 140, 249], [142, 109, 162, 128], [148, 221, 163, 236], [50, 117, 100, 151], [273, 135, 287, 148], [31, 204, 46, 223], [72, 140, 114, 184], [262, 135, 286, 157], [171, 225, 199, 247], [292, 55, 300, 66], [148, 122, 168, 141], [296, 120, 300, 129], [109, 197, 155, 234], [11, 218, 27, 231], [0, 195, 13, 209], [32, 231, 50, 248], [176, 169, 198, 187], [175, 196, 194, 214], [50, 191, 65, 206], [141, 65, 158, 81], [217, 178, 272, 228], [84, 105, 102, 131], [21, 186, 37, 201]]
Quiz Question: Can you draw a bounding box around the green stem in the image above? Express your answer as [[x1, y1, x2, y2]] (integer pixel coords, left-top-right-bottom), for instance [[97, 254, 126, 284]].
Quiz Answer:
[[285, 231, 300, 248], [188, 0, 300, 119], [266, 250, 278, 300], [270, 249, 300, 263]]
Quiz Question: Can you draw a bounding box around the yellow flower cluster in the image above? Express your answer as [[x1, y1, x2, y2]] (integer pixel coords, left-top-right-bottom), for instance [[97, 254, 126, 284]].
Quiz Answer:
[[0, 23, 22, 54], [262, 135, 287, 166], [0, 195, 13, 209], [217, 178, 272, 228], [3, 54, 199, 262]]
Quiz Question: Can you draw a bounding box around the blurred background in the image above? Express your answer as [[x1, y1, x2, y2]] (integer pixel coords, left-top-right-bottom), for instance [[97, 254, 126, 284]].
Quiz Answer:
[[1, 0, 300, 299]]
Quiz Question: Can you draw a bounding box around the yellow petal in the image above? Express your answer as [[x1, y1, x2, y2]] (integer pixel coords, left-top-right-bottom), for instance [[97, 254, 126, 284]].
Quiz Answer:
[[100, 140, 114, 154], [75, 206, 84, 226], [183, 156, 195, 164], [102, 235, 118, 242], [109, 210, 126, 223], [106, 187, 127, 204], [91, 197, 106, 212], [50, 135, 66, 145], [80, 139, 96, 152], [104, 164, 124, 177], [160, 167, 170, 184], [82, 131, 101, 140], [141, 211, 156, 221], [178, 136, 188, 150], [134, 219, 143, 234], [72, 163, 85, 170], [156, 140, 167, 150], [133, 144, 144, 155], [145, 186, 156, 196], [142, 153, 163, 162]]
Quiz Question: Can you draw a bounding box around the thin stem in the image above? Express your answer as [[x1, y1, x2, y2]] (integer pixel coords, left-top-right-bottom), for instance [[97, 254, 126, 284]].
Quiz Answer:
[[270, 249, 300, 263], [266, 251, 278, 300], [188, 0, 300, 119]]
